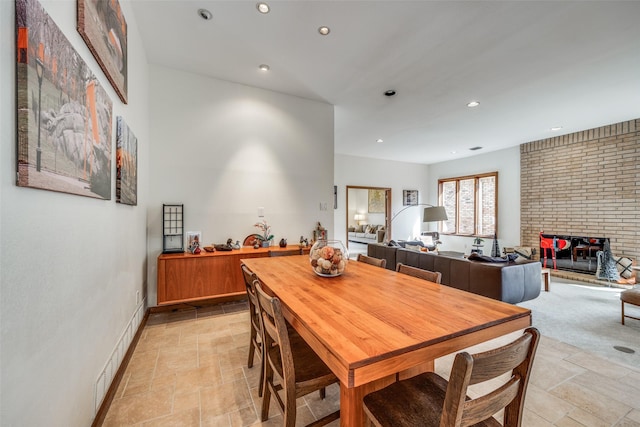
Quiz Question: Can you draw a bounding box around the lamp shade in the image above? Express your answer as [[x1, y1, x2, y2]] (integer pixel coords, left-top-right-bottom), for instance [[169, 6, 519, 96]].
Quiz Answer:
[[423, 206, 448, 222]]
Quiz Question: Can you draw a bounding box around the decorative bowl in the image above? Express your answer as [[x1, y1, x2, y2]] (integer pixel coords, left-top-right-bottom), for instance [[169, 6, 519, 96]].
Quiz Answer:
[[309, 240, 349, 277]]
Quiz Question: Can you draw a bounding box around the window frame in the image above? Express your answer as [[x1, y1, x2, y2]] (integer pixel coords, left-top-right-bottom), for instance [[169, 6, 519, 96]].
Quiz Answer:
[[438, 172, 498, 238]]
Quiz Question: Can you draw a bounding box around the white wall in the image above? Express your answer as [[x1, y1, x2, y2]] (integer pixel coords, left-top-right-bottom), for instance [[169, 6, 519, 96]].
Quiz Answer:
[[334, 154, 430, 246], [0, 0, 149, 425], [146, 65, 334, 306], [428, 146, 521, 253]]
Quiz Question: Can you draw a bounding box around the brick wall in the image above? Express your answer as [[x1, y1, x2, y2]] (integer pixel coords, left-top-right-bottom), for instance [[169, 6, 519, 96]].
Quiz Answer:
[[520, 118, 640, 261]]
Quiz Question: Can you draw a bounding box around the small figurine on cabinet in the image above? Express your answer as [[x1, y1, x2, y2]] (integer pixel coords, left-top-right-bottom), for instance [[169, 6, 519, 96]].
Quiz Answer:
[[188, 233, 201, 254], [313, 222, 327, 241], [279, 238, 287, 248], [231, 240, 241, 250]]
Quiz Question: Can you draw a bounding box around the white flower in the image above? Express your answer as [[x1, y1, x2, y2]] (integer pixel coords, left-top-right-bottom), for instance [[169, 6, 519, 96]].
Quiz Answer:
[[254, 220, 273, 241]]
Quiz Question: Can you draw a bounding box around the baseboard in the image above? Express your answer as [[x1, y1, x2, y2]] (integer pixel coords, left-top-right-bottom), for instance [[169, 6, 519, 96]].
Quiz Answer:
[[91, 301, 149, 427]]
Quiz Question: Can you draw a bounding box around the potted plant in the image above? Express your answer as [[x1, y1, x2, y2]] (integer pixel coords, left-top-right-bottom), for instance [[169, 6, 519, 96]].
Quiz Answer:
[[254, 220, 274, 247]]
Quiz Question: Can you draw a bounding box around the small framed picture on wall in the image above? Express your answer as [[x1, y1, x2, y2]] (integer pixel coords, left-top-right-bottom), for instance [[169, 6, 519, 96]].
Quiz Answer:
[[403, 190, 418, 206]]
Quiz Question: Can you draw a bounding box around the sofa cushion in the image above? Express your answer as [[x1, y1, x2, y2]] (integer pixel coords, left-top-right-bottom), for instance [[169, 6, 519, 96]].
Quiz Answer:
[[615, 256, 633, 279], [405, 244, 421, 252]]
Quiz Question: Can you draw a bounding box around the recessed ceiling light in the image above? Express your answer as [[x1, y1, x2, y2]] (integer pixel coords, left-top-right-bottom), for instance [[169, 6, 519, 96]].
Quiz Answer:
[[256, 2, 270, 13], [550, 126, 563, 131], [451, 151, 457, 154], [259, 64, 270, 71], [467, 101, 480, 108], [197, 8, 212, 20], [318, 26, 330, 35], [384, 89, 396, 97], [376, 138, 383, 143]]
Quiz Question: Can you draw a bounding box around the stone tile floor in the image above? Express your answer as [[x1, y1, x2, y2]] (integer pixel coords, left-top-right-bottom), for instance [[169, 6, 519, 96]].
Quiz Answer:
[[102, 300, 640, 426]]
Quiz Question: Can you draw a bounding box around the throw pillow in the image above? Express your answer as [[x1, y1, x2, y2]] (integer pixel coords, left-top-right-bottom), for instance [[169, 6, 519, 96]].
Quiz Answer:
[[419, 235, 434, 246], [356, 225, 364, 233], [348, 227, 355, 232], [405, 244, 421, 252], [615, 256, 633, 279], [514, 246, 532, 259]]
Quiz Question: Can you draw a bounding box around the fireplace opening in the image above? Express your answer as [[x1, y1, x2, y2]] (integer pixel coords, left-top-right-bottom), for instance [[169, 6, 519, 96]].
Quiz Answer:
[[539, 232, 609, 274]]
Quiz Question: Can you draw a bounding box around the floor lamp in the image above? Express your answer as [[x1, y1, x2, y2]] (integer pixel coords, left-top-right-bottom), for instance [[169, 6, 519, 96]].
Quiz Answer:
[[384, 204, 448, 244]]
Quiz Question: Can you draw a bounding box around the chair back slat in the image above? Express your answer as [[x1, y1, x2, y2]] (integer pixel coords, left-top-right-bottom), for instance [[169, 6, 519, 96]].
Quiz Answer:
[[357, 254, 387, 268], [460, 379, 520, 426], [468, 333, 533, 385], [396, 263, 442, 284]]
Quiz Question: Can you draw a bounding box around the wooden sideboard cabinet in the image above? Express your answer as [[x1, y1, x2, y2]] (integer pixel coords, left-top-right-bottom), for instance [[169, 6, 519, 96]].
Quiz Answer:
[[157, 246, 308, 305]]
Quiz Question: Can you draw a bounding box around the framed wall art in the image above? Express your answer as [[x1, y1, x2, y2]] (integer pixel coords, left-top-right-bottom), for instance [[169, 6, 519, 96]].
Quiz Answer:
[[78, 0, 128, 103], [368, 189, 385, 213], [16, 0, 113, 200], [116, 116, 137, 205], [403, 190, 418, 206]]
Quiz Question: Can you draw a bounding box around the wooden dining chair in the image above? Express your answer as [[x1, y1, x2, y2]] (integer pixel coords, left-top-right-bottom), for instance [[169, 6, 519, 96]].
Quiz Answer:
[[240, 263, 265, 396], [396, 263, 442, 284], [270, 248, 302, 257], [254, 282, 340, 427], [363, 327, 540, 427], [357, 253, 387, 269]]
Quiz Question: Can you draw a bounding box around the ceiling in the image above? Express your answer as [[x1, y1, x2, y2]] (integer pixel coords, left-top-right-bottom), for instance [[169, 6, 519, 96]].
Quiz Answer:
[[130, 1, 640, 165]]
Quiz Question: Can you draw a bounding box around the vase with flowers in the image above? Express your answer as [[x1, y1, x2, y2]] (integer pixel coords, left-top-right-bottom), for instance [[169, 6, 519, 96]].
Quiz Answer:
[[254, 220, 274, 247]]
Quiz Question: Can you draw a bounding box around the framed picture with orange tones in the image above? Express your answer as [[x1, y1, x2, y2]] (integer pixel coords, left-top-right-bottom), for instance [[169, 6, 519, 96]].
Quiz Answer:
[[16, 0, 113, 199], [116, 117, 137, 205], [78, 0, 128, 103]]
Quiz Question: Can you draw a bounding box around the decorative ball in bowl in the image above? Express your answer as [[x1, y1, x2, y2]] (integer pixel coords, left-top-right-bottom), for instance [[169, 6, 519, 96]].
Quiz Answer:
[[309, 240, 349, 277]]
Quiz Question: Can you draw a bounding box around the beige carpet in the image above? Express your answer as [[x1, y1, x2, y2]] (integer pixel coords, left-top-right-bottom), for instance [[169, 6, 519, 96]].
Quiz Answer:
[[518, 277, 640, 369]]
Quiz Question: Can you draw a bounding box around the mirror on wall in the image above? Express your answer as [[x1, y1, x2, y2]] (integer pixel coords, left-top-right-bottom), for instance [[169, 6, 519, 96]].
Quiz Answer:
[[345, 186, 391, 257]]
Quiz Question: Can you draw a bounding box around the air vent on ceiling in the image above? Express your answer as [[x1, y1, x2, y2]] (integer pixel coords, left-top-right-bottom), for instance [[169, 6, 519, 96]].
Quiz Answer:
[[469, 146, 483, 151]]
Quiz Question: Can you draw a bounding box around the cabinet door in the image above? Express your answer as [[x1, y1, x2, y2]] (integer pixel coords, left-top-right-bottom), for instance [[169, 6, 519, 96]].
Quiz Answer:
[[158, 252, 266, 305]]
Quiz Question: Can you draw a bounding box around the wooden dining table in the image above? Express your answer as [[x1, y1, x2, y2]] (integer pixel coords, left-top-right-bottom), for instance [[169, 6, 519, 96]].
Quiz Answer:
[[241, 254, 532, 426]]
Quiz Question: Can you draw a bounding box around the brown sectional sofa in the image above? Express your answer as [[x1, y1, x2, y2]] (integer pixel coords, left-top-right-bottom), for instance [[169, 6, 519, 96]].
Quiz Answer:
[[367, 244, 541, 304]]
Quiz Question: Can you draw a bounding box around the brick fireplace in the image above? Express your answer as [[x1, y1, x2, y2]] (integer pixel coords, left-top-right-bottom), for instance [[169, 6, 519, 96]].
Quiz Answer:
[[539, 232, 609, 274], [520, 119, 639, 269]]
